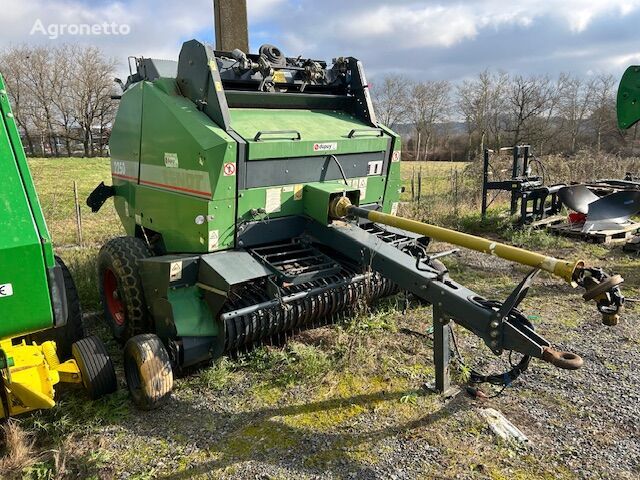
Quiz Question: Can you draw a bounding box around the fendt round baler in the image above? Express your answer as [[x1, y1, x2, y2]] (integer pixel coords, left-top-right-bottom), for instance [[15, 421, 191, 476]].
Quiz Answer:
[[88, 7, 625, 409]]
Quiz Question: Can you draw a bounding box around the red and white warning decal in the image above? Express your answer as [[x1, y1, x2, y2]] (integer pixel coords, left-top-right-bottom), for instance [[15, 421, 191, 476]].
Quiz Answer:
[[223, 162, 236, 176], [392, 151, 401, 162]]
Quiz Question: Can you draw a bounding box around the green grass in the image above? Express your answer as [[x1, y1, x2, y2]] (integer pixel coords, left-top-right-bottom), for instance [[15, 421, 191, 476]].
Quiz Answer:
[[28, 157, 123, 246]]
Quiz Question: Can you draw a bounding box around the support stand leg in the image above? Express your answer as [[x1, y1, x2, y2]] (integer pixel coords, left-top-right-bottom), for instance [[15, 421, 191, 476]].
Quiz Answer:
[[425, 306, 459, 398]]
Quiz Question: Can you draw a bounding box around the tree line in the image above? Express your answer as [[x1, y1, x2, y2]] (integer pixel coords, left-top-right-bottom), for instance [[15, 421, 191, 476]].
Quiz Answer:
[[0, 43, 633, 161], [0, 45, 117, 157], [372, 70, 637, 161]]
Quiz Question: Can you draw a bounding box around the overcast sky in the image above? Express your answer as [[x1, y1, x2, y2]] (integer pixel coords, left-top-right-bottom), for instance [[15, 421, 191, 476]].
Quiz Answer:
[[2, 0, 640, 82]]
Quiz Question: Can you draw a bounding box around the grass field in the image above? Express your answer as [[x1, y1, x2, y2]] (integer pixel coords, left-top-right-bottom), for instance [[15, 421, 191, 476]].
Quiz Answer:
[[2, 157, 639, 479]]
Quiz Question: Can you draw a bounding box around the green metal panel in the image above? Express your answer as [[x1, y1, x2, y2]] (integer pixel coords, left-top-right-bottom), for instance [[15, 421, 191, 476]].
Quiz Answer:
[[617, 66, 640, 130], [0, 74, 54, 338], [110, 81, 144, 236], [168, 287, 219, 337], [380, 127, 402, 214], [110, 79, 239, 253], [136, 186, 235, 253], [229, 108, 389, 160]]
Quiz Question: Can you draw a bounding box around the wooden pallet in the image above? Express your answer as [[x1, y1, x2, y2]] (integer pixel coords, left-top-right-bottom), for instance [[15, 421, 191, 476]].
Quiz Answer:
[[546, 220, 640, 244], [530, 214, 566, 229]]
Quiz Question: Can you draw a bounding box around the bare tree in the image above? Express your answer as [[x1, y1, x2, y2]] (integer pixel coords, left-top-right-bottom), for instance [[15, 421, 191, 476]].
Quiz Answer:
[[408, 80, 450, 160], [70, 46, 117, 157], [507, 74, 554, 146], [558, 75, 596, 153], [372, 74, 409, 128], [48, 46, 77, 156], [0, 45, 36, 154], [589, 73, 617, 152], [456, 70, 509, 157]]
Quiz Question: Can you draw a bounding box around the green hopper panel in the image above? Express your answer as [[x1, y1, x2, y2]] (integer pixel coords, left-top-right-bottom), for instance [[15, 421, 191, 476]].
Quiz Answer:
[[0, 74, 54, 339]]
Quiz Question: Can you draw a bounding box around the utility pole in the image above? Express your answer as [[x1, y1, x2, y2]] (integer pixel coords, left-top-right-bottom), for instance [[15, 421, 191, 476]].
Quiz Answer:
[[213, 0, 249, 52]]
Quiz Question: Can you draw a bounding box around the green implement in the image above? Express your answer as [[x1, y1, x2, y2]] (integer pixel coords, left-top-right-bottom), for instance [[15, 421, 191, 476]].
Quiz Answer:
[[0, 73, 117, 419], [617, 65, 640, 130], [89, 2, 624, 409], [0, 73, 57, 338]]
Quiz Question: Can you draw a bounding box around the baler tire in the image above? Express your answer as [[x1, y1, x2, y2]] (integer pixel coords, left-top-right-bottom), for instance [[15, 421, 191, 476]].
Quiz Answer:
[[27, 256, 85, 360], [124, 334, 173, 410], [72, 335, 118, 400], [98, 237, 152, 342]]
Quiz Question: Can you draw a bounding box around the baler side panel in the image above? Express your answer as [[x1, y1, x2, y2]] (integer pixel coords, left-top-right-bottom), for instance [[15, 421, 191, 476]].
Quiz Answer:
[[110, 81, 144, 236], [133, 81, 237, 253]]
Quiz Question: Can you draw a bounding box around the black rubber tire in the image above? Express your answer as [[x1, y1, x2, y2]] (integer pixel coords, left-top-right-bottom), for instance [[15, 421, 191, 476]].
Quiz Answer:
[[124, 334, 174, 410], [72, 335, 118, 400], [97, 237, 152, 342], [27, 256, 85, 360]]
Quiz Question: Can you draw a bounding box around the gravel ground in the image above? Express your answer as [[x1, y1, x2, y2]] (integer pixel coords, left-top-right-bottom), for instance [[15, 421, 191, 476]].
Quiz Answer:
[[5, 243, 640, 480]]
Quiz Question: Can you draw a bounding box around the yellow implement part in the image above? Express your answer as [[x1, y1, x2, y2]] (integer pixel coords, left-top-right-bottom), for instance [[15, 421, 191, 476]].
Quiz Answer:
[[329, 196, 583, 285], [0, 338, 82, 418]]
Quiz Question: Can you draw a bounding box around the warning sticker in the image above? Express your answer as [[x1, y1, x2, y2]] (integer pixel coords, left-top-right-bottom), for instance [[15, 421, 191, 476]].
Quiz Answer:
[[265, 188, 282, 213], [0, 283, 13, 297], [392, 151, 401, 162], [273, 71, 287, 83], [294, 184, 304, 200], [223, 162, 236, 176], [349, 178, 368, 201], [208, 230, 220, 251], [169, 261, 183, 282]]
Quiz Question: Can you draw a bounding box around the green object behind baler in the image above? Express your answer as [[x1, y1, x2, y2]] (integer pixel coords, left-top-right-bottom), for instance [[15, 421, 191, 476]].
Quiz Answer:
[[617, 65, 640, 130], [0, 74, 56, 339]]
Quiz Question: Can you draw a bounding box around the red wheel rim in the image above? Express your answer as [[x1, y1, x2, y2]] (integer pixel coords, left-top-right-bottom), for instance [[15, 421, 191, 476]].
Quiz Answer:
[[103, 269, 125, 326]]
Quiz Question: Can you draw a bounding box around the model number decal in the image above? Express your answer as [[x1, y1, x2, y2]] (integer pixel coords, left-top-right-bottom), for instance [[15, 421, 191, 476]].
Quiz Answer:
[[0, 283, 14, 297], [113, 161, 126, 176], [164, 153, 179, 168], [313, 142, 337, 152]]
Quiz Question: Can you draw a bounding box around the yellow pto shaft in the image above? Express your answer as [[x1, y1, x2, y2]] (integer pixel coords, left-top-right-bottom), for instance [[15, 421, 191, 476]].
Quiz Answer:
[[330, 197, 583, 285]]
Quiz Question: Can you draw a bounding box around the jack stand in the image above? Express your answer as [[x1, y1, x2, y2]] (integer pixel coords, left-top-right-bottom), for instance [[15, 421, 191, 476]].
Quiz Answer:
[[424, 305, 460, 399]]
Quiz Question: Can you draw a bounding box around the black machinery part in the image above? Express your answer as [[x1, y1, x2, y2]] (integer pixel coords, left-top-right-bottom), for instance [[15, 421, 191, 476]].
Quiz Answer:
[[220, 265, 396, 353]]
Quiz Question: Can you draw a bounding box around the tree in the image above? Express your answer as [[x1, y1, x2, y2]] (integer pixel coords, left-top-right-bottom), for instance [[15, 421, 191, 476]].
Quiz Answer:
[[68, 46, 117, 157], [372, 74, 409, 128], [408, 80, 450, 160], [456, 70, 509, 157], [506, 74, 553, 146], [557, 75, 596, 153], [0, 45, 37, 154], [589, 73, 617, 152]]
